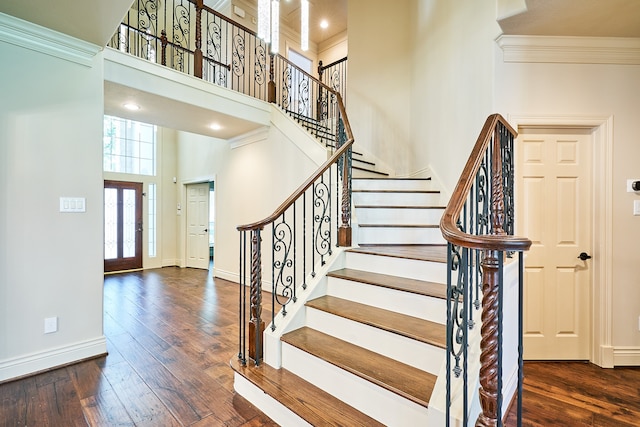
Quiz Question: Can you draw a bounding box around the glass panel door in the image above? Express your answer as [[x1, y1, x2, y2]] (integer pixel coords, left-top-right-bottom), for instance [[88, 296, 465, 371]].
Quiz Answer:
[[104, 180, 143, 272]]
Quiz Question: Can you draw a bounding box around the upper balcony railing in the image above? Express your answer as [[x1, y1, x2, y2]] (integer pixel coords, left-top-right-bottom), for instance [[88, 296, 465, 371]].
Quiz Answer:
[[107, 0, 344, 146]]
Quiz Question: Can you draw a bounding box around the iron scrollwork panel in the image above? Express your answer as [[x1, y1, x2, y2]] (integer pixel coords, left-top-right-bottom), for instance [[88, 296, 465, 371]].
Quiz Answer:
[[272, 216, 294, 326]]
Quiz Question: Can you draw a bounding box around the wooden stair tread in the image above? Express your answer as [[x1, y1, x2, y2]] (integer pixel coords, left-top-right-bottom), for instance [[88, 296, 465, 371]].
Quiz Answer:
[[306, 295, 446, 348], [352, 177, 432, 181], [327, 268, 447, 299], [354, 205, 445, 209], [281, 327, 436, 407], [348, 244, 448, 263], [230, 358, 384, 427], [358, 224, 440, 228], [353, 166, 389, 176], [352, 189, 440, 194]]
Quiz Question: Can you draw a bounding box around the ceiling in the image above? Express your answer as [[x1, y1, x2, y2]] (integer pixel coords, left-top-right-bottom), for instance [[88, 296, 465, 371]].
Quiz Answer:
[[499, 0, 640, 37], [278, 0, 347, 46]]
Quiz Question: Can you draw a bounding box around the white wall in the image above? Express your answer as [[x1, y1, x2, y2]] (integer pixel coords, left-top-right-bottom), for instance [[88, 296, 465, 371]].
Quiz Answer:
[[348, 0, 414, 176], [176, 112, 323, 282], [495, 48, 640, 360], [0, 36, 106, 380], [410, 0, 500, 189]]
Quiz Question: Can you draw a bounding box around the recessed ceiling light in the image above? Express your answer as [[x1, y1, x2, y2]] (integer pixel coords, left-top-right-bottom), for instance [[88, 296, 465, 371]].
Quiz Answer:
[[320, 20, 329, 29], [123, 103, 140, 111], [210, 123, 222, 131]]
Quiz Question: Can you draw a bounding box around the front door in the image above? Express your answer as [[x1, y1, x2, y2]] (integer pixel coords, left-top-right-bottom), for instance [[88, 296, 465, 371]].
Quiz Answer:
[[517, 128, 592, 360], [186, 182, 210, 269], [104, 180, 143, 272]]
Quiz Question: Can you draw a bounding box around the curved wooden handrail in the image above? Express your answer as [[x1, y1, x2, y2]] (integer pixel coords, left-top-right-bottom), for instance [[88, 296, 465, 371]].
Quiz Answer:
[[237, 92, 353, 232], [440, 114, 532, 252]]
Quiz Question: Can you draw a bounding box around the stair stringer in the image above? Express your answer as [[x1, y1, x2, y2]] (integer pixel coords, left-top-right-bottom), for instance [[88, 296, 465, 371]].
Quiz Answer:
[[427, 258, 522, 425], [262, 247, 348, 369]]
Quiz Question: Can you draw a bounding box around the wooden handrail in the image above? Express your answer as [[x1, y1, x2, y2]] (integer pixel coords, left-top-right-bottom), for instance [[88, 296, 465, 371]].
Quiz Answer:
[[439, 114, 531, 252], [319, 56, 348, 72], [237, 92, 353, 232]]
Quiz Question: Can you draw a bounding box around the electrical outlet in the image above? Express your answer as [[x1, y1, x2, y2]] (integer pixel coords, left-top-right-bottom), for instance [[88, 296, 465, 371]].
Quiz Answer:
[[44, 317, 58, 334]]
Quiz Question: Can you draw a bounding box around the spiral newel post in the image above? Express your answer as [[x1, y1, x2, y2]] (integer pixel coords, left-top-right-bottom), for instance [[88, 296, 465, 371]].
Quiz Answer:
[[476, 125, 508, 427], [249, 229, 264, 365], [160, 30, 168, 66], [268, 52, 276, 103], [477, 250, 500, 427], [193, 0, 203, 78]]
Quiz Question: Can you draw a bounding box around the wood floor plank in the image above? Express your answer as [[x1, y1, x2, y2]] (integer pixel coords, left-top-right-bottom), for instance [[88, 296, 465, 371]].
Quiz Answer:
[[328, 267, 447, 298], [2, 267, 638, 426], [306, 295, 446, 348], [281, 327, 436, 407]]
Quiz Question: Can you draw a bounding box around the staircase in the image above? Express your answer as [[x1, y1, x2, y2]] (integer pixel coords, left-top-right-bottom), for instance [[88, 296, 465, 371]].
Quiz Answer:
[[285, 109, 390, 177], [233, 177, 450, 426]]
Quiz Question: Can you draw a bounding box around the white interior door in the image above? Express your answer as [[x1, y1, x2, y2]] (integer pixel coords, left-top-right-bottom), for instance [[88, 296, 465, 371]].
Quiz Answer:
[[186, 182, 210, 269], [517, 128, 592, 360]]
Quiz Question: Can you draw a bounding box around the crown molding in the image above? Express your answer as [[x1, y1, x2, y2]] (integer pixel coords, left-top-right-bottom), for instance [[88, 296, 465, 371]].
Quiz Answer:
[[0, 12, 101, 67], [496, 35, 640, 65], [229, 126, 269, 149]]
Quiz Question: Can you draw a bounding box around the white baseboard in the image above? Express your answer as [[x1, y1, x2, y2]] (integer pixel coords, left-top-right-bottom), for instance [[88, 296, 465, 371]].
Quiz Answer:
[[162, 258, 179, 267], [0, 336, 107, 382], [614, 346, 640, 366], [213, 267, 239, 283]]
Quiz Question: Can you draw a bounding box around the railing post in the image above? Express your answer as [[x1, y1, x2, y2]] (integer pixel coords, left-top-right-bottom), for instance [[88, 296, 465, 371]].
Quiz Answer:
[[160, 30, 167, 67], [249, 228, 264, 365], [194, 0, 204, 78], [317, 60, 324, 122], [477, 250, 501, 427], [268, 52, 276, 103]]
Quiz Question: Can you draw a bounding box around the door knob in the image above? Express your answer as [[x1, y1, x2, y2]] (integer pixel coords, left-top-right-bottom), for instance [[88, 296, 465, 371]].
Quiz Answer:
[[577, 252, 592, 261]]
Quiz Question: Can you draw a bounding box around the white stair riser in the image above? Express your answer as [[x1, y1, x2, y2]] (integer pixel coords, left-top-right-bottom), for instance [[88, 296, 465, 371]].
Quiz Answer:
[[356, 207, 444, 225], [352, 179, 435, 192], [281, 344, 430, 427], [352, 170, 389, 179], [345, 251, 448, 283], [353, 192, 441, 206], [326, 277, 447, 324], [306, 307, 445, 374], [358, 226, 445, 245]]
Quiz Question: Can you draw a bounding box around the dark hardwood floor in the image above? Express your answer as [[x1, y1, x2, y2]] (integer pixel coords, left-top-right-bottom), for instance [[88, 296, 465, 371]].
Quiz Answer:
[[0, 265, 638, 426]]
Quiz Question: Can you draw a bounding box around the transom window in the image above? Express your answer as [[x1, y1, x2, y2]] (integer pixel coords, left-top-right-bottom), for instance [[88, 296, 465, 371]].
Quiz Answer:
[[103, 115, 156, 176]]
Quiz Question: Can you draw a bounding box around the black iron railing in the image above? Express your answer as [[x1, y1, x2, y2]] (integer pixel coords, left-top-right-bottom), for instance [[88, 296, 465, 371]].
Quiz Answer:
[[440, 114, 531, 426], [238, 108, 352, 365], [318, 56, 347, 107]]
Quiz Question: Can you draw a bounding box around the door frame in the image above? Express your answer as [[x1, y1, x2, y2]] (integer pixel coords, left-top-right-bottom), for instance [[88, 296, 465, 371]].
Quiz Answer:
[[180, 175, 216, 268], [104, 180, 144, 273], [509, 114, 614, 367]]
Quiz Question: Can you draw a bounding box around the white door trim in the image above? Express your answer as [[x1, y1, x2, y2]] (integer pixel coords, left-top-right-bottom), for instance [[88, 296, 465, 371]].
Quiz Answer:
[[508, 114, 614, 368]]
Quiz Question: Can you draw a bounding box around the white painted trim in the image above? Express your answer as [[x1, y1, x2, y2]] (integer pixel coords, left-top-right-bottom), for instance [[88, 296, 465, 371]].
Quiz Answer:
[[0, 12, 101, 67], [613, 347, 640, 366], [162, 258, 180, 267], [214, 267, 239, 283], [496, 35, 640, 65], [508, 114, 614, 368], [229, 126, 269, 149], [0, 336, 107, 382]]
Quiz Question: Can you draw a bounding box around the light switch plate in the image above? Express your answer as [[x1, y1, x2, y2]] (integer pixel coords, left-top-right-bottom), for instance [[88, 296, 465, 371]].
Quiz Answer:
[[60, 197, 86, 213], [634, 200, 640, 216]]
